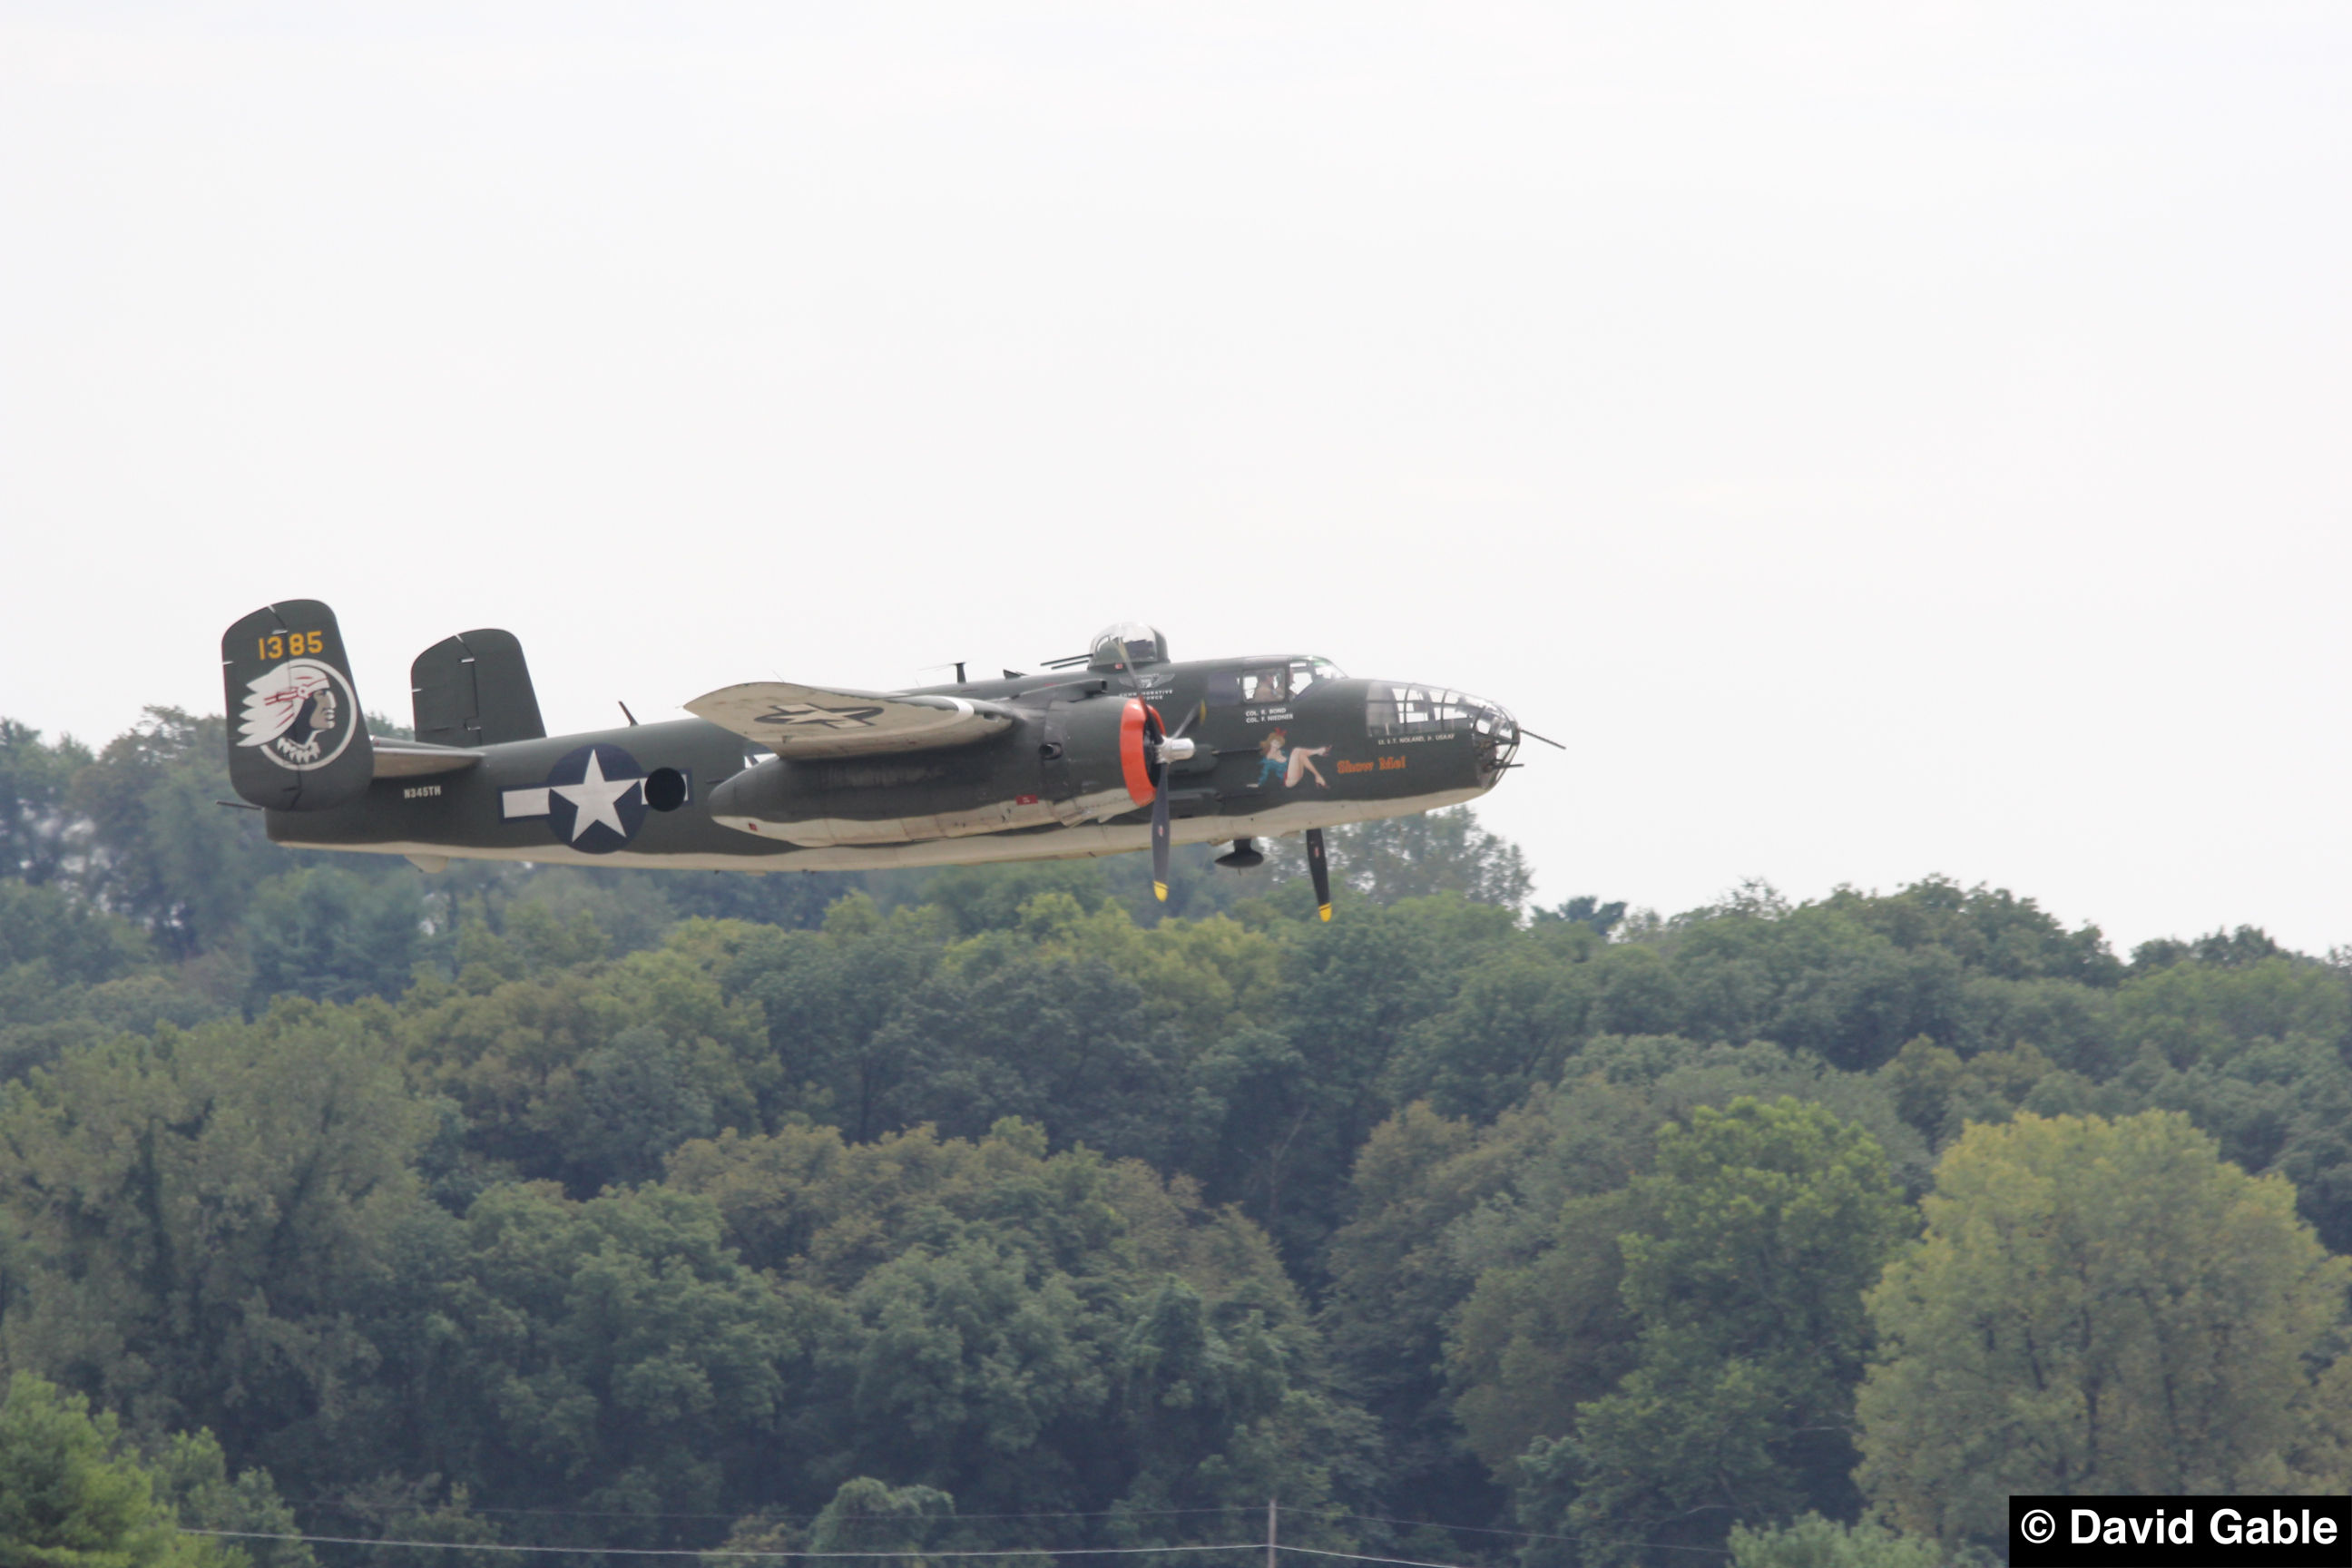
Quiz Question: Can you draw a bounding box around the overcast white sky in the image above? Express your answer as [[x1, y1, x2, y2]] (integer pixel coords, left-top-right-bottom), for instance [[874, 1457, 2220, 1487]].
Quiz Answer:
[[2, 4, 2346, 954]]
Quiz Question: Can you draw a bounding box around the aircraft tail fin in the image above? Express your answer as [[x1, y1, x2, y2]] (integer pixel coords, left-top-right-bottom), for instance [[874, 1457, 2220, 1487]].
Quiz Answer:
[[410, 629, 547, 748], [221, 600, 377, 811]]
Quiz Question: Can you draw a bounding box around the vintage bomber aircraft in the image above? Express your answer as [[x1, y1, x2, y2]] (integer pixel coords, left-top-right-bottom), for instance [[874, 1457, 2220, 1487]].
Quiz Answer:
[[221, 601, 1523, 919]]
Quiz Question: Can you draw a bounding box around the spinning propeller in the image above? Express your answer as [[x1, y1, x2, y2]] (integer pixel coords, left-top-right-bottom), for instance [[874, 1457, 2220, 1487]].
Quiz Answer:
[[1144, 701, 1202, 902]]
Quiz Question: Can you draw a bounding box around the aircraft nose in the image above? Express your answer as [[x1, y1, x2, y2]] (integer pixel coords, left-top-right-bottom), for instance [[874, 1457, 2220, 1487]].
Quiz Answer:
[[1465, 693, 1520, 787], [1361, 681, 1522, 788]]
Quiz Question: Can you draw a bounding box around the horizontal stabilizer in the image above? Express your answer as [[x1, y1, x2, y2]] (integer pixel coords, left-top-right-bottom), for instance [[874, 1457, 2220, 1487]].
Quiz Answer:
[[686, 681, 1014, 759], [371, 739, 485, 779]]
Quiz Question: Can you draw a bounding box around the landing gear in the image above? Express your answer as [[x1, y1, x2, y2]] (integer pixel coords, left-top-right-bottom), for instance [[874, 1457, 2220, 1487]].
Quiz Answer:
[[1211, 833, 1330, 923], [1214, 838, 1264, 870]]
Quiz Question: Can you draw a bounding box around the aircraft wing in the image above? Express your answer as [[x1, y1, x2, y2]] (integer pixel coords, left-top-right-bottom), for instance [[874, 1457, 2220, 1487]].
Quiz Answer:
[[371, 739, 485, 778], [685, 681, 1017, 759]]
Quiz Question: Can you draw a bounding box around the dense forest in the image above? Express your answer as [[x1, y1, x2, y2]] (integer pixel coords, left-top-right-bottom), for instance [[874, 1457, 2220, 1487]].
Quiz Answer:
[[3, 709, 2348, 1568]]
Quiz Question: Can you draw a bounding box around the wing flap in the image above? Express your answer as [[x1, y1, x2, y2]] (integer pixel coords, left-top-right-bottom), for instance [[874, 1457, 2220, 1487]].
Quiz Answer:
[[687, 682, 1014, 759]]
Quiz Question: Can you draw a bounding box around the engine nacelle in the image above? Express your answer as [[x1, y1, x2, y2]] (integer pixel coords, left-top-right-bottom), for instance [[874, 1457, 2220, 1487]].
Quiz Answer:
[[706, 717, 1040, 846], [707, 692, 1177, 847], [1039, 694, 1161, 819]]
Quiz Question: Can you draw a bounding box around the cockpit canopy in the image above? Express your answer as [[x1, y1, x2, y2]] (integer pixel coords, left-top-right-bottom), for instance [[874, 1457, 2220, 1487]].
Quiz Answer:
[[1206, 656, 1348, 707], [1089, 622, 1169, 671]]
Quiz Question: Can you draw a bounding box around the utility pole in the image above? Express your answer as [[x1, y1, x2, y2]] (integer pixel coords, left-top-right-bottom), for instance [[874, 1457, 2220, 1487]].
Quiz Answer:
[[1267, 1496, 1277, 1568]]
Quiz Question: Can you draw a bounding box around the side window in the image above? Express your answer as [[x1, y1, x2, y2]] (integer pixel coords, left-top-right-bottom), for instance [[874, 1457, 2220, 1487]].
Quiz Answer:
[[1205, 671, 1241, 707], [1289, 660, 1317, 696], [1367, 685, 1475, 738], [1242, 667, 1289, 703]]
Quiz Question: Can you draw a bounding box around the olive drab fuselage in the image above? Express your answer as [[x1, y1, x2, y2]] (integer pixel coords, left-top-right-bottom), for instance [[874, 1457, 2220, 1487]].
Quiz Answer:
[[265, 654, 1521, 874]]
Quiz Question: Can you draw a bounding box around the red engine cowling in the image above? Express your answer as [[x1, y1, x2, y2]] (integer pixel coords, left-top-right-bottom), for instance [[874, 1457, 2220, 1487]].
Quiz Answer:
[[1117, 696, 1161, 808]]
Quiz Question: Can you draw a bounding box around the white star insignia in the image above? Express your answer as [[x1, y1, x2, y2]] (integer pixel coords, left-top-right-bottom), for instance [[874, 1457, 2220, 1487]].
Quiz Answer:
[[551, 750, 640, 842]]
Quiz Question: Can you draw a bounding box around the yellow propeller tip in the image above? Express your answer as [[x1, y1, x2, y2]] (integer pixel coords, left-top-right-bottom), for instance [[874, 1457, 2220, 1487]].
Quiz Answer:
[[1318, 904, 1334, 922], [1153, 882, 1169, 902]]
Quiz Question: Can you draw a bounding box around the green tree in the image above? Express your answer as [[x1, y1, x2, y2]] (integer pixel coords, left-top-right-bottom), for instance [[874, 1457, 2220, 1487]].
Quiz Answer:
[[0, 720, 92, 887], [664, 1119, 1360, 1536], [414, 1182, 790, 1536], [243, 869, 425, 1008], [0, 1004, 428, 1475], [1327, 1043, 1919, 1525], [70, 710, 281, 957], [396, 937, 770, 1194], [711, 901, 950, 1141], [804, 1234, 1107, 1507], [1856, 1111, 2351, 1546], [1382, 928, 1603, 1121], [1114, 1277, 1363, 1526], [0, 882, 152, 987], [0, 881, 172, 1083], [145, 1428, 315, 1568], [866, 952, 1191, 1164], [1726, 1514, 1942, 1568], [0, 1373, 218, 1568], [1320, 1102, 1499, 1520], [1269, 807, 1532, 908], [1446, 1188, 1646, 1481], [919, 861, 1116, 936], [2110, 955, 2349, 1070], [807, 1477, 958, 1562], [1827, 877, 2120, 987], [1198, 894, 1516, 1259], [1546, 1098, 1908, 1563]]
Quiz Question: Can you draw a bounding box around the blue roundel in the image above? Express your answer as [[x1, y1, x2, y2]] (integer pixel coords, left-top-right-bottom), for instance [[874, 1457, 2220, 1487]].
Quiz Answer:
[[543, 744, 648, 854]]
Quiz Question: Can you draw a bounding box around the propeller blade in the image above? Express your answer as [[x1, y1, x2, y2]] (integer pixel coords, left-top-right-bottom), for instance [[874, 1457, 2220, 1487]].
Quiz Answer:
[[1143, 701, 1199, 905], [1151, 784, 1172, 902], [1306, 827, 1332, 922]]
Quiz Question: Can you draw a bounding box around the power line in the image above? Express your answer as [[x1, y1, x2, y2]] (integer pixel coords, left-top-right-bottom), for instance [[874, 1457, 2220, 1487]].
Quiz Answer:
[[192, 1519, 1723, 1564], [1287, 1511, 1730, 1558], [186, 1531, 1269, 1561], [187, 1531, 1520, 1568], [1286, 1543, 1724, 1564], [288, 1504, 1257, 1527], [1276, 1550, 1493, 1568], [279, 1504, 1730, 1551], [269, 1502, 1725, 1558]]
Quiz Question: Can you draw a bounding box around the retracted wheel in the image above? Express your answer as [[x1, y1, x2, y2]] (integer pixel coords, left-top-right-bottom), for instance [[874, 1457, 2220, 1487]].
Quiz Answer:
[[1214, 838, 1264, 870]]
